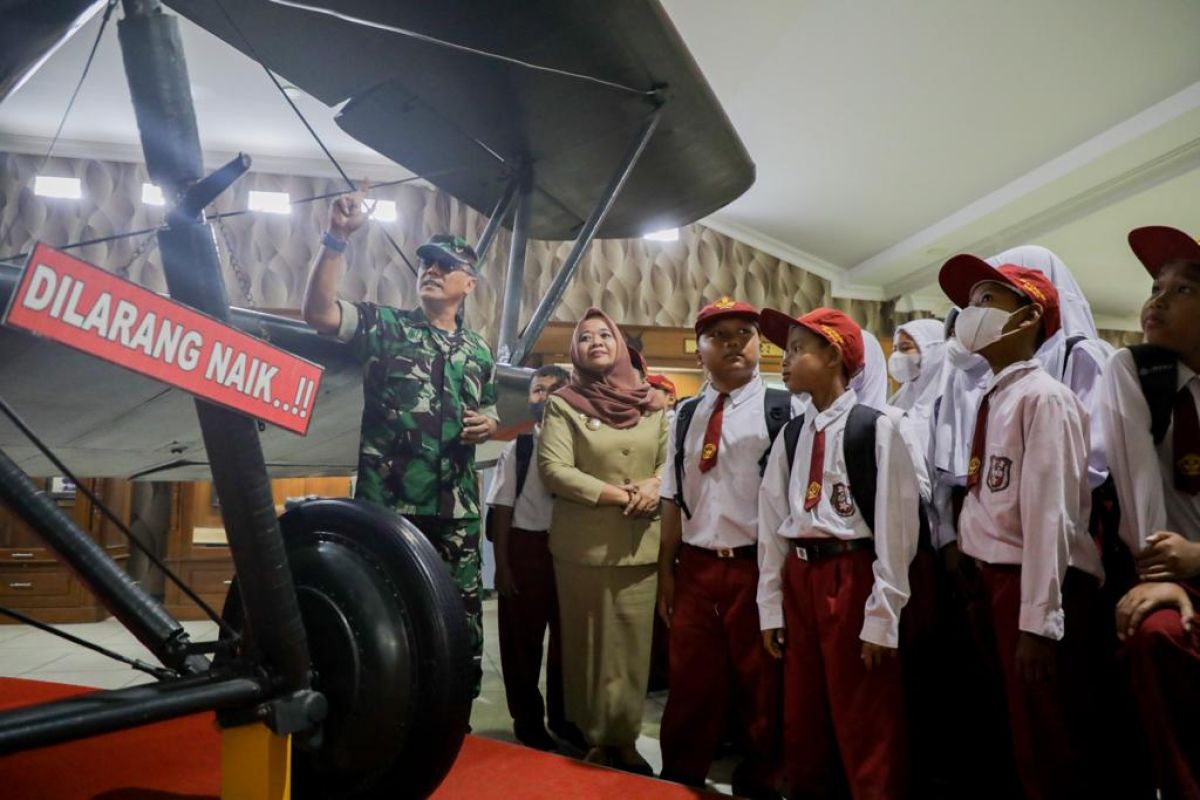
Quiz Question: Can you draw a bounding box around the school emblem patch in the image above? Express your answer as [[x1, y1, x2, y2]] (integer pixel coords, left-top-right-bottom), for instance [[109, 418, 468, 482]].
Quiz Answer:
[[831, 483, 855, 517], [987, 456, 1012, 492], [1179, 452, 1200, 477]]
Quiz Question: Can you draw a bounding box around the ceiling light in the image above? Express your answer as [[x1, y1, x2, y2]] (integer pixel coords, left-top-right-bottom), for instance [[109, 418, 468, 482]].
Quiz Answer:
[[643, 228, 679, 242], [141, 183, 165, 206], [368, 199, 397, 222], [33, 176, 82, 199], [248, 190, 291, 215]]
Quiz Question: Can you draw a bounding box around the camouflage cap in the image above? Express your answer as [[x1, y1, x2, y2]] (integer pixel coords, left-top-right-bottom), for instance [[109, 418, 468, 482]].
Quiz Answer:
[[416, 234, 478, 268]]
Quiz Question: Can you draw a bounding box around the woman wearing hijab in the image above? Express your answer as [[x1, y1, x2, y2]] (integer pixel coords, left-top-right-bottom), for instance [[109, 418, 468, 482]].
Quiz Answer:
[[888, 319, 947, 423], [537, 307, 668, 774]]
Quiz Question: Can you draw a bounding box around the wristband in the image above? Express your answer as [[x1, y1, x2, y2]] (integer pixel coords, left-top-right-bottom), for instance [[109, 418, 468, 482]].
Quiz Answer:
[[321, 231, 348, 253]]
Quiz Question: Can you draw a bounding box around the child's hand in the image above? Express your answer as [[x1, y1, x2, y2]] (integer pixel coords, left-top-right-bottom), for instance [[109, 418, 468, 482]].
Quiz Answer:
[[1136, 532, 1200, 581], [1116, 581, 1195, 640], [1015, 632, 1057, 683], [860, 642, 895, 671], [656, 569, 675, 628], [762, 628, 785, 659]]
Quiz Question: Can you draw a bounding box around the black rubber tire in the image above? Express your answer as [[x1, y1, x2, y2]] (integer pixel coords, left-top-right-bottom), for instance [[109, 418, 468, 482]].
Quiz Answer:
[[221, 498, 471, 799]]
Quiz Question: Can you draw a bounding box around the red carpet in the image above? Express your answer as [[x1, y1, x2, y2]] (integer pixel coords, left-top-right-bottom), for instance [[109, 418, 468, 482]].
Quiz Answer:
[[0, 678, 715, 799]]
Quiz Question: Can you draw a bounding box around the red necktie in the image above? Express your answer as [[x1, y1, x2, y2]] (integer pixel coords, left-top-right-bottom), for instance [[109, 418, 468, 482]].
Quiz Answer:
[[1174, 382, 1200, 495], [966, 390, 994, 494], [804, 428, 825, 511], [698, 393, 728, 473]]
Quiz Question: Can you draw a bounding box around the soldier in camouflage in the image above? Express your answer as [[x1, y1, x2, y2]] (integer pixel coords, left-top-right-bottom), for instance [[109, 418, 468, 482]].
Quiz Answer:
[[302, 182, 498, 700]]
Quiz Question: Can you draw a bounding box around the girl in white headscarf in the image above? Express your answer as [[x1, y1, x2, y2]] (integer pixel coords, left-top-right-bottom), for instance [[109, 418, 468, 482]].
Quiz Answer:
[[985, 245, 1115, 488], [888, 318, 947, 426], [929, 309, 992, 549]]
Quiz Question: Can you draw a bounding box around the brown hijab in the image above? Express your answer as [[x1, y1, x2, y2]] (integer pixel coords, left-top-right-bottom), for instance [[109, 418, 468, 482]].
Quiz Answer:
[[554, 307, 664, 430]]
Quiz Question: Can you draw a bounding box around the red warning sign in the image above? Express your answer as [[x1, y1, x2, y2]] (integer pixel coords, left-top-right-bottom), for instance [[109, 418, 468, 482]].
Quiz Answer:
[[2, 243, 323, 435]]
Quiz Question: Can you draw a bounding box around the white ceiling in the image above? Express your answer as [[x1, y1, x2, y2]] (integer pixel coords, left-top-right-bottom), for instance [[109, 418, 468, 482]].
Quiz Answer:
[[3, 1, 1199, 329]]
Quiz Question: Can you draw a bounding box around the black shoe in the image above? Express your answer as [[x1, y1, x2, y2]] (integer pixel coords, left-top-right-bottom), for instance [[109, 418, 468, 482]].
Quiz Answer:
[[549, 721, 590, 752], [514, 722, 558, 752]]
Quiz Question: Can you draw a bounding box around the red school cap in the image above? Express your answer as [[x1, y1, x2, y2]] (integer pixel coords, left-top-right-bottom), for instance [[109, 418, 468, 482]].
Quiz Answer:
[[646, 374, 677, 395], [694, 296, 760, 335], [938, 254, 1062, 338], [1128, 226, 1200, 277], [759, 307, 865, 377]]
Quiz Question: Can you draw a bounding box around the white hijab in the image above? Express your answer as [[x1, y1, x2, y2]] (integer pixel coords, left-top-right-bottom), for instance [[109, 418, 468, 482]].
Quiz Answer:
[[790, 327, 889, 417], [888, 319, 947, 413], [931, 309, 992, 482], [984, 245, 1112, 382], [852, 330, 888, 411]]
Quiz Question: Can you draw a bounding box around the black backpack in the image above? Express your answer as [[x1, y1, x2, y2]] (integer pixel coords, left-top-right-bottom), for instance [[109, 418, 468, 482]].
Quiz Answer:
[[782, 405, 931, 546], [672, 388, 791, 519], [1129, 344, 1180, 445], [484, 433, 535, 541]]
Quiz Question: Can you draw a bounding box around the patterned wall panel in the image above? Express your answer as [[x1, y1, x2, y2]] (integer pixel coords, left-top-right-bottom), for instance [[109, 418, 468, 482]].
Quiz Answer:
[[1, 152, 889, 343]]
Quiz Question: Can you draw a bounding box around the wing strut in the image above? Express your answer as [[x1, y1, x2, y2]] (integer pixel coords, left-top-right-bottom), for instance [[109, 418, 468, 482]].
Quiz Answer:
[[506, 107, 662, 365]]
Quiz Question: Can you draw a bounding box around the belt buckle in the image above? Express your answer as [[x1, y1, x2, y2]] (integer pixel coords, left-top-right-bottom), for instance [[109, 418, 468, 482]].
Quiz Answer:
[[795, 545, 809, 562], [716, 547, 735, 559]]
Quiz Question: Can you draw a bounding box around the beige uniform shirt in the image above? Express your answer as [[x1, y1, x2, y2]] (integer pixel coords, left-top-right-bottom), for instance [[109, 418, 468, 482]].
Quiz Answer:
[[537, 394, 667, 567]]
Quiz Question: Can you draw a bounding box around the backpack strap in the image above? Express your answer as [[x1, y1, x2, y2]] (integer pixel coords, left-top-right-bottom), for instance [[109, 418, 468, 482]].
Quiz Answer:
[[844, 405, 882, 532], [783, 413, 807, 475], [1128, 344, 1179, 445], [761, 388, 793, 474], [672, 396, 702, 519], [1062, 334, 1087, 381], [513, 433, 535, 500]]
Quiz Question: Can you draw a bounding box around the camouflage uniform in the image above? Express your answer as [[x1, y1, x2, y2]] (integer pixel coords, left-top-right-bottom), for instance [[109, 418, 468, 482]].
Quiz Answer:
[[337, 299, 497, 698]]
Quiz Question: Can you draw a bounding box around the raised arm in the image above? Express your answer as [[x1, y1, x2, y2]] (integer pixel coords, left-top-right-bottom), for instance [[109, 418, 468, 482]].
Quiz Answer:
[[303, 181, 370, 334]]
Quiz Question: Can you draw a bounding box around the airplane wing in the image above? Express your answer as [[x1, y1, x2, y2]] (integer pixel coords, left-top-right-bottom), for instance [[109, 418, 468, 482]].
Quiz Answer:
[[162, 0, 754, 240], [0, 263, 533, 480]]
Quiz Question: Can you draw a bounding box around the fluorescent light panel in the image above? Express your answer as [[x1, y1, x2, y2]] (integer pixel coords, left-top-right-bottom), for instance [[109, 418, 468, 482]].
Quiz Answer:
[[248, 190, 291, 215], [141, 183, 165, 206], [368, 199, 397, 222], [34, 176, 82, 199], [643, 228, 679, 242]]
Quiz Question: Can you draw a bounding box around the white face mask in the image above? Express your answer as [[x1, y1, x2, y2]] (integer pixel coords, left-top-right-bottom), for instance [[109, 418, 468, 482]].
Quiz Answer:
[[887, 351, 921, 383], [954, 305, 1022, 353], [945, 337, 989, 375]]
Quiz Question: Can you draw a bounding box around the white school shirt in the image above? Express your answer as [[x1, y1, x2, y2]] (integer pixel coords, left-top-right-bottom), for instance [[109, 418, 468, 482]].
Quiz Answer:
[[660, 376, 770, 550], [756, 389, 921, 648], [486, 428, 554, 532], [957, 360, 1103, 641], [1098, 349, 1200, 551]]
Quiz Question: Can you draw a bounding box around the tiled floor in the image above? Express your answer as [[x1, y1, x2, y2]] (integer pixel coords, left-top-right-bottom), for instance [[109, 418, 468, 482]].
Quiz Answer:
[[0, 599, 737, 795]]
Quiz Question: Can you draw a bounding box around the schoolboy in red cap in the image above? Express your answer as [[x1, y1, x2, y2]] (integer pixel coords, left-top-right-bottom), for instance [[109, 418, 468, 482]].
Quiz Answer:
[[938, 255, 1106, 799], [756, 307, 920, 799], [1101, 226, 1200, 798], [646, 374, 678, 411], [657, 297, 786, 797]]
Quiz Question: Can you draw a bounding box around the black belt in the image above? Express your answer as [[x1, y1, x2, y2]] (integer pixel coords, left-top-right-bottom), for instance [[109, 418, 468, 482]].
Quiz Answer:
[[790, 538, 873, 563], [683, 542, 756, 560]]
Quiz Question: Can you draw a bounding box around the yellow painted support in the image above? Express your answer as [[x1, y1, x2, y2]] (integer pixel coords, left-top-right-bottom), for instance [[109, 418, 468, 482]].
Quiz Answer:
[[221, 722, 292, 800]]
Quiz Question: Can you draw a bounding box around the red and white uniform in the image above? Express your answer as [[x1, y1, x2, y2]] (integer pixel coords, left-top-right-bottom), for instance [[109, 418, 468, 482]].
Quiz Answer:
[[485, 430, 565, 736], [757, 387, 919, 798], [657, 376, 778, 789]]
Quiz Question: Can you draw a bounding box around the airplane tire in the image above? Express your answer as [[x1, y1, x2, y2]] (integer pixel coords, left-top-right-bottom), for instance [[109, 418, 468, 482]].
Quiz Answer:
[[221, 498, 471, 799]]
